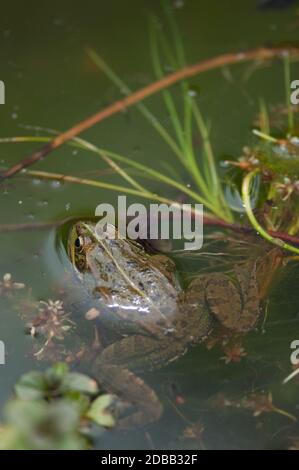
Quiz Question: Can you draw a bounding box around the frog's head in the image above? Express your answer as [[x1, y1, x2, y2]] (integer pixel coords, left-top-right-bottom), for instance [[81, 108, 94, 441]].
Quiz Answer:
[[67, 222, 96, 273]]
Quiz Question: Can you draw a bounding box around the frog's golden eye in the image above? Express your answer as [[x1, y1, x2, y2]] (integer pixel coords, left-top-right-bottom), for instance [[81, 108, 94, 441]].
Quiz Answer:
[[74, 236, 84, 252]]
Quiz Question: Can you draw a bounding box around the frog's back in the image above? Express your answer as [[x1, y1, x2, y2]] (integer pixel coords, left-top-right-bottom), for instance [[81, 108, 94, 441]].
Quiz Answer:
[[86, 237, 181, 331]]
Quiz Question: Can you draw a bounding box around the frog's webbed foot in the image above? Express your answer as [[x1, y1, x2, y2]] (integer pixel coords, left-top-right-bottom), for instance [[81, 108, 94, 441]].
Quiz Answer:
[[94, 365, 163, 429], [206, 273, 259, 333], [205, 273, 242, 329]]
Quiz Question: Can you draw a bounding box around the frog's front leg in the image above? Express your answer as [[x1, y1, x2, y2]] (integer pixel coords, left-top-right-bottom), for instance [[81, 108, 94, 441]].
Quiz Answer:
[[99, 334, 183, 370], [94, 364, 163, 429]]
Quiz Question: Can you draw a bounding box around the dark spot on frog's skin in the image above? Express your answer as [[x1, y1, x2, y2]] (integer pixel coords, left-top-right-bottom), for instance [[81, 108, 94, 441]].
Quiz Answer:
[[101, 272, 109, 282], [105, 262, 115, 273], [76, 257, 86, 271], [92, 286, 112, 300]]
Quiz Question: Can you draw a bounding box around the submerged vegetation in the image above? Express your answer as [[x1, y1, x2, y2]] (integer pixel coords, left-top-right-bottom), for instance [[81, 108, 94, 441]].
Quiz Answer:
[[0, 4, 299, 255], [0, 363, 117, 450]]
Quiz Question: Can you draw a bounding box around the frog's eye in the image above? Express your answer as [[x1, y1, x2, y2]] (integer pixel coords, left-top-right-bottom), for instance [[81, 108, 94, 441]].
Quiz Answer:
[[74, 236, 84, 251]]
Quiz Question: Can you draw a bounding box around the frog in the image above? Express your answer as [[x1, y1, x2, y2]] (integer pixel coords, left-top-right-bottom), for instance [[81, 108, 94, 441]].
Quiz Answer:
[[67, 221, 275, 428], [191, 245, 283, 333]]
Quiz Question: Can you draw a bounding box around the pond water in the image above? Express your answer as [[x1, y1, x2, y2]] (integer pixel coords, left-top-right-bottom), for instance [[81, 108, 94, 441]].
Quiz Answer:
[[0, 0, 299, 450]]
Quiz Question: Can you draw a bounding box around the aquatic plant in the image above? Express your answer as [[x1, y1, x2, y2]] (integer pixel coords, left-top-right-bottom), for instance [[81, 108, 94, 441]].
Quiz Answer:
[[0, 1, 298, 254], [0, 363, 116, 450]]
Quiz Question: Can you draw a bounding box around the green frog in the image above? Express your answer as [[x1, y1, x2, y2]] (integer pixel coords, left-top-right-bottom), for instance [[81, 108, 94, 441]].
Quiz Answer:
[[67, 221, 270, 428]]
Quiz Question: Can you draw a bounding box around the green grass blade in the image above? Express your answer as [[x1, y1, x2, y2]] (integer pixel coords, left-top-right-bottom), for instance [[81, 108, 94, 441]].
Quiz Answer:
[[150, 16, 211, 197], [0, 134, 227, 218], [258, 98, 270, 135], [149, 16, 185, 150], [86, 48, 186, 166], [284, 54, 294, 134]]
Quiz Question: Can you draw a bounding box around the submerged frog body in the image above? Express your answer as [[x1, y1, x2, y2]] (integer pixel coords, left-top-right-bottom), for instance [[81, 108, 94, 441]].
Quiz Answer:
[[67, 221, 277, 428]]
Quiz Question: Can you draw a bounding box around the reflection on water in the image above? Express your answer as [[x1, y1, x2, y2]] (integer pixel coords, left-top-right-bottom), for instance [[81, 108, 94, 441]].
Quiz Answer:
[[0, 0, 299, 449]]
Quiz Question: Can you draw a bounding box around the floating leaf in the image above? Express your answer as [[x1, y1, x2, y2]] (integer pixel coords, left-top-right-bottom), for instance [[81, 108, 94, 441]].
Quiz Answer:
[[46, 362, 69, 379], [87, 394, 116, 428], [64, 391, 91, 415], [2, 399, 87, 450], [14, 371, 46, 400], [61, 372, 98, 395]]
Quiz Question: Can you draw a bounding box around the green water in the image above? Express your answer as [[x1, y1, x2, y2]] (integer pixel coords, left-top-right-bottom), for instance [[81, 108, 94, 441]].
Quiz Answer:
[[0, 0, 299, 449]]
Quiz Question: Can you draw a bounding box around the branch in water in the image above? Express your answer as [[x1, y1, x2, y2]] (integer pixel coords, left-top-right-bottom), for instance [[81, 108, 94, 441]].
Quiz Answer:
[[1, 46, 298, 182], [1, 215, 299, 250]]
